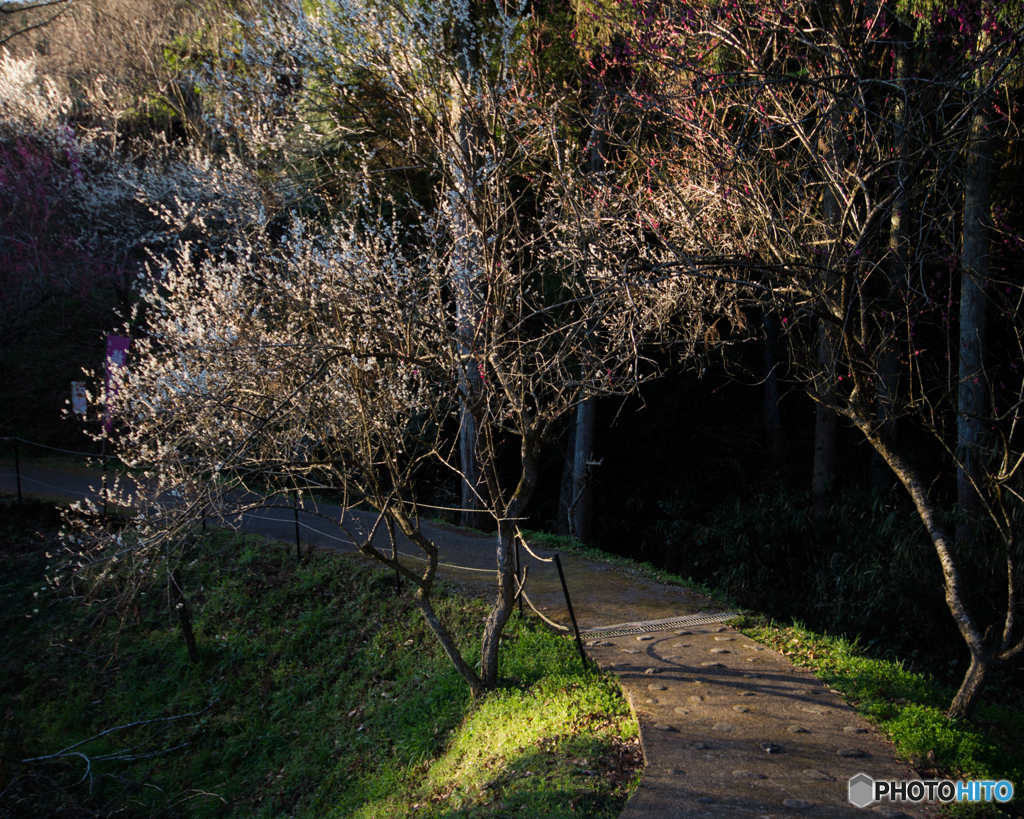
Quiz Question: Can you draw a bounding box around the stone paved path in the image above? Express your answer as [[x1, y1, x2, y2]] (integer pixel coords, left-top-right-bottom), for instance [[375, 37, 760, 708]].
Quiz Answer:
[[584, 622, 935, 818], [2, 459, 941, 818]]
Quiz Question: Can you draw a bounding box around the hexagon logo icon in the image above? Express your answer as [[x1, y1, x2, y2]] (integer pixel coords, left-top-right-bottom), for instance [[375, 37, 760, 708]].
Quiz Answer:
[[848, 773, 875, 807]]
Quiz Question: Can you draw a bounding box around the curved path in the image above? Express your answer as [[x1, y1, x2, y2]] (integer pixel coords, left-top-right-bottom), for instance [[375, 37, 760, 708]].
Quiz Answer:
[[2, 460, 936, 818]]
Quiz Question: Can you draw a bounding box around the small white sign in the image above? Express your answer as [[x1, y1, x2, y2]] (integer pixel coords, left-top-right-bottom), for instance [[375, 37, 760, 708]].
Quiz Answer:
[[72, 381, 87, 416]]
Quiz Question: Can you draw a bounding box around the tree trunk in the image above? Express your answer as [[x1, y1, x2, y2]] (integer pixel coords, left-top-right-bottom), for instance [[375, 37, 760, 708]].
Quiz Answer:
[[871, 28, 910, 493], [845, 405, 993, 718], [948, 652, 994, 721], [563, 88, 609, 544], [872, 349, 900, 492], [451, 15, 490, 533], [555, 415, 575, 536], [571, 397, 596, 544], [812, 65, 843, 519], [479, 518, 518, 689], [357, 509, 484, 694], [458, 402, 488, 529], [479, 438, 541, 688], [413, 591, 482, 696], [957, 63, 993, 547], [763, 311, 784, 469]]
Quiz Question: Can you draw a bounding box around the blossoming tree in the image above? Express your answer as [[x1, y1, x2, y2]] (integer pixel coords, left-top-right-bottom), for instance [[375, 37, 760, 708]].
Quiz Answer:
[[80, 0, 734, 693]]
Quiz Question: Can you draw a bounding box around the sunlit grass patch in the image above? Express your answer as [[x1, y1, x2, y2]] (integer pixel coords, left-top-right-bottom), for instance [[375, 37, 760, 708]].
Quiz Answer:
[[345, 647, 640, 819]]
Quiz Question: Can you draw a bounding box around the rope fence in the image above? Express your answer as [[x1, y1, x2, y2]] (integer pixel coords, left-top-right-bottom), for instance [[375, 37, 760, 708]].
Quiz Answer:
[[284, 512, 496, 575], [1, 436, 115, 460], [3, 434, 591, 665]]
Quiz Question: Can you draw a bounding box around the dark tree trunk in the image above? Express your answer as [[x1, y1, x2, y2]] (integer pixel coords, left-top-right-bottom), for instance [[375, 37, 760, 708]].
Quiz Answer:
[[763, 311, 784, 469], [571, 397, 596, 544], [812, 66, 843, 519], [563, 89, 609, 544], [957, 70, 993, 547], [871, 28, 910, 493], [555, 415, 575, 536]]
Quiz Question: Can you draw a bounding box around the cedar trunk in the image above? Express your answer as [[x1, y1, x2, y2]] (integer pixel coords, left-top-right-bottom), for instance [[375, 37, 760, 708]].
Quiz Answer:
[[555, 415, 576, 536], [571, 398, 596, 544], [957, 71, 993, 546]]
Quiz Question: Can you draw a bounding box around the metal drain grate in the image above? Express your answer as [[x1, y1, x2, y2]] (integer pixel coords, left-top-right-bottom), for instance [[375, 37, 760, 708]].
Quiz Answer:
[[581, 611, 740, 639]]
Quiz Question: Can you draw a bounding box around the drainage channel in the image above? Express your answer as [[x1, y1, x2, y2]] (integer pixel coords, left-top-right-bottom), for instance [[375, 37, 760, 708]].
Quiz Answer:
[[581, 611, 740, 639]]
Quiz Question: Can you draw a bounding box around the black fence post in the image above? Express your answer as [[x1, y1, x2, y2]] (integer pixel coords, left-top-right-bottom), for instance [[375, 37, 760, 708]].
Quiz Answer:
[[293, 489, 302, 561], [515, 532, 523, 616], [553, 553, 589, 670]]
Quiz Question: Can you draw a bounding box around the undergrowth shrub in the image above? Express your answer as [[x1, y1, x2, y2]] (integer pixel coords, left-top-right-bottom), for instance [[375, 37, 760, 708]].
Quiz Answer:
[[886, 705, 997, 778], [657, 486, 961, 662]]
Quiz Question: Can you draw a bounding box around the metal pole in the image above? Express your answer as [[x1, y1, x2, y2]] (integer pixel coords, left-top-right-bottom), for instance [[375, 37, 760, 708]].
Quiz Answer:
[[553, 553, 589, 669], [515, 531, 523, 616], [293, 489, 302, 561], [101, 438, 108, 519], [14, 438, 22, 505]]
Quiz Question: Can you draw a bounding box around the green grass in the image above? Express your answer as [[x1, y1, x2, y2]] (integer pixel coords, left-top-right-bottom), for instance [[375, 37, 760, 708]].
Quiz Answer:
[[734, 616, 1023, 817], [0, 500, 640, 818]]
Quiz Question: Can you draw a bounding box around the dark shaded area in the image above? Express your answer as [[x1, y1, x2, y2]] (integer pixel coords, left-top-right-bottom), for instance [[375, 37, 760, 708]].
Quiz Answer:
[[528, 349, 1021, 710]]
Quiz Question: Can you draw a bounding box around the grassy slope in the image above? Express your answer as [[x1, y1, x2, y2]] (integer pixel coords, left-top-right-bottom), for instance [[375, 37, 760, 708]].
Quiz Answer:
[[0, 501, 640, 819]]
